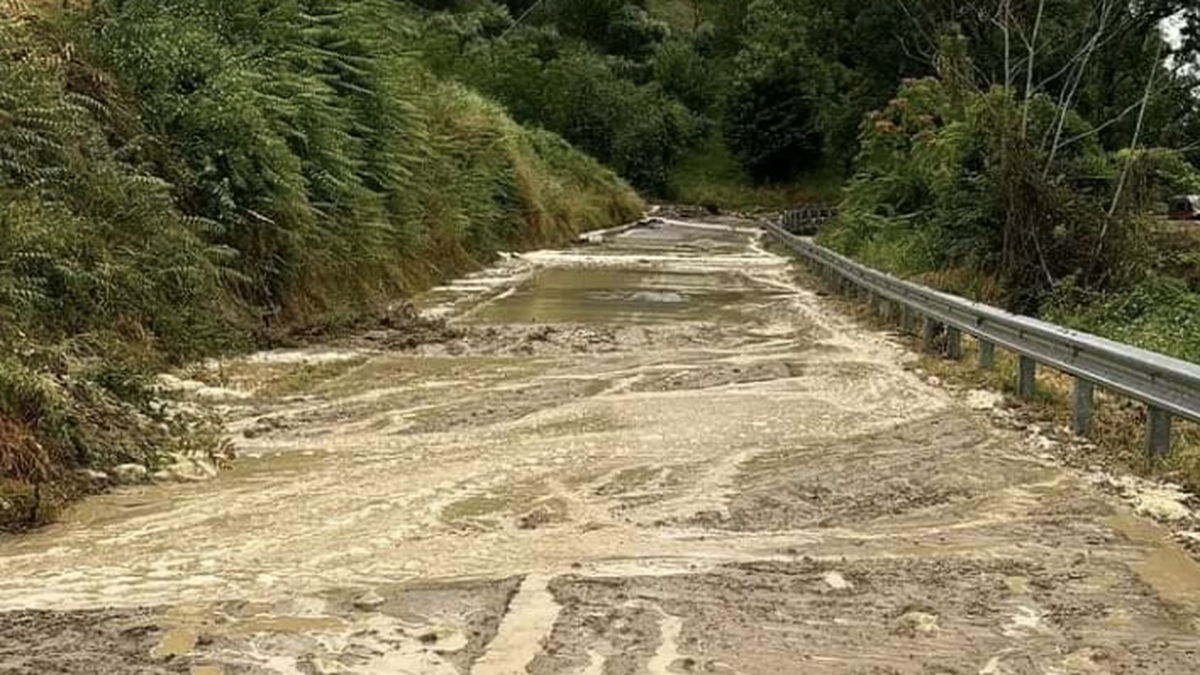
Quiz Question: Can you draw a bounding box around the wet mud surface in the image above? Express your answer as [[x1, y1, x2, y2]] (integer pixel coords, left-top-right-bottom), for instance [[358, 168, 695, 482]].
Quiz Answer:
[[1, 217, 1199, 673]]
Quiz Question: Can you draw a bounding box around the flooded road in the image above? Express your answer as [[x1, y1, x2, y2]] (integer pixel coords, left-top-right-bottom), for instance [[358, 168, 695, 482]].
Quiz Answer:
[[2, 218, 1200, 673]]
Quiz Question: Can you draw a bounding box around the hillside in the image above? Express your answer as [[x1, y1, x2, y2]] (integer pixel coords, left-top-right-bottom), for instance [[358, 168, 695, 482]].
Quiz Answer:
[[0, 0, 641, 529]]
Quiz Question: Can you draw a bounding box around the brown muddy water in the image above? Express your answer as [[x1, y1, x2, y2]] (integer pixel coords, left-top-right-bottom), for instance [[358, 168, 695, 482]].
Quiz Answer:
[[1, 218, 1199, 674]]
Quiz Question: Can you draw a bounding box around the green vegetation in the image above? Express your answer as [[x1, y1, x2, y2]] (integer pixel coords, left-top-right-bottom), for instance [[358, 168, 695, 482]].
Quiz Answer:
[[418, 1, 1200, 211], [419, 0, 705, 193], [5, 0, 1200, 524], [1046, 276, 1200, 365], [780, 2, 1200, 486], [668, 135, 841, 210], [0, 0, 640, 528], [814, 18, 1200, 353]]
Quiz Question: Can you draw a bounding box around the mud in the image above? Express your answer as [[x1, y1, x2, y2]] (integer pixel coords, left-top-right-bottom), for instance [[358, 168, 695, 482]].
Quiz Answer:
[[0, 609, 184, 674], [1, 218, 1199, 673]]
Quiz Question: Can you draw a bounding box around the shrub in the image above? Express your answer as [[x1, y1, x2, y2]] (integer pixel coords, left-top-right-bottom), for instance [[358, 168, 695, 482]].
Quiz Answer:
[[454, 32, 701, 192], [0, 14, 229, 358], [1045, 276, 1200, 365], [821, 71, 1197, 313]]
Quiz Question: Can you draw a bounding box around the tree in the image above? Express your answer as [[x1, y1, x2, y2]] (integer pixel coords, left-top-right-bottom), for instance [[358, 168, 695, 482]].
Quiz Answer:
[[722, 0, 925, 179], [423, 3, 702, 192]]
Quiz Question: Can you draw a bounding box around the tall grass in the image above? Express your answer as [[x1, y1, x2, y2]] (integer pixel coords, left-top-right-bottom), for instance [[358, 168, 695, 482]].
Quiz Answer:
[[0, 0, 642, 527]]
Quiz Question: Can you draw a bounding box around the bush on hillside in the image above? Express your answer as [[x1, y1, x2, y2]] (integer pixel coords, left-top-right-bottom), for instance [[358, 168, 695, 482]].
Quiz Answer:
[[821, 71, 1199, 313], [452, 29, 701, 192], [419, 2, 710, 194], [722, 58, 823, 182], [1046, 275, 1200, 365], [0, 15, 229, 357]]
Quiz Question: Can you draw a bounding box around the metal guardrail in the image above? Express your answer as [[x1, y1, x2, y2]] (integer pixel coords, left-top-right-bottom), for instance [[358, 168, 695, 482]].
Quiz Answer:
[[764, 220, 1200, 457], [780, 206, 838, 236]]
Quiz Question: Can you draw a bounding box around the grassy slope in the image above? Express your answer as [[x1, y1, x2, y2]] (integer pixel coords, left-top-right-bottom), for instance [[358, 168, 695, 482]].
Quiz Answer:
[[0, 5, 642, 530], [669, 133, 845, 210]]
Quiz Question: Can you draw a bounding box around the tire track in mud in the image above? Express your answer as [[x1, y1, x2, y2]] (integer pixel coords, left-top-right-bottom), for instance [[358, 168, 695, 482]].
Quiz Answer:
[[0, 217, 1198, 673]]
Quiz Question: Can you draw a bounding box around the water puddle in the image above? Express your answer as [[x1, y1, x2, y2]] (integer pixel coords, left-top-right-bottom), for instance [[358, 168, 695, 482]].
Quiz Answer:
[[467, 266, 774, 326], [1107, 513, 1200, 611]]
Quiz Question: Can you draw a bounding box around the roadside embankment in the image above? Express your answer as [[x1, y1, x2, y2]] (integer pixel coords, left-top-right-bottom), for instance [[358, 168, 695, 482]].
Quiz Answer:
[[0, 2, 642, 530]]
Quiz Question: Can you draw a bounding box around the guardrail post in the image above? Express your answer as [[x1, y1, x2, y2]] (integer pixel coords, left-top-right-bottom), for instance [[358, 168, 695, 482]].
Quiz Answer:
[[764, 229, 1200, 444], [978, 340, 996, 369], [1017, 356, 1037, 399], [921, 317, 939, 353], [1073, 378, 1095, 436], [945, 326, 963, 360], [1146, 407, 1172, 460]]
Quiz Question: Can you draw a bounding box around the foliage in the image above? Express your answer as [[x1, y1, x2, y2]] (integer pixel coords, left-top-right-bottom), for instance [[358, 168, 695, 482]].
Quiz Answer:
[[721, 0, 926, 181], [0, 0, 641, 520], [0, 15, 229, 357], [72, 0, 639, 316], [1046, 275, 1200, 365], [539, 0, 668, 59], [719, 0, 1200, 182], [651, 36, 715, 113], [821, 71, 1199, 312], [667, 132, 842, 210], [429, 16, 703, 192]]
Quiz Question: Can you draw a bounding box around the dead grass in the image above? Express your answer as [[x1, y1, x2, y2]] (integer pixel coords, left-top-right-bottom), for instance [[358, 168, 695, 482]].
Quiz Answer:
[[0, 416, 59, 484], [0, 415, 78, 530]]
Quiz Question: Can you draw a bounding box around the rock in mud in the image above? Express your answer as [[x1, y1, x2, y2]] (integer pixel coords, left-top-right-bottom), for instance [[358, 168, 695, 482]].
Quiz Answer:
[[892, 609, 941, 637], [822, 571, 853, 591], [352, 590, 386, 611], [75, 469, 110, 484], [156, 374, 250, 402], [517, 507, 556, 530], [152, 455, 218, 483], [111, 464, 149, 485]]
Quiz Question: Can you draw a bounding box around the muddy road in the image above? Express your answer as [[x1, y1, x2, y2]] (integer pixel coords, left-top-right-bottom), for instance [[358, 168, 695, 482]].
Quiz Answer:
[[2, 218, 1200, 674]]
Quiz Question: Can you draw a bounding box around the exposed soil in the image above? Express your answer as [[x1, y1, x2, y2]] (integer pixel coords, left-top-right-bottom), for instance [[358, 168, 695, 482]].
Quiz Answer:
[[0, 609, 185, 675], [273, 302, 464, 352], [1, 218, 1198, 673]]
